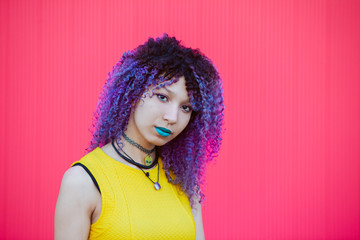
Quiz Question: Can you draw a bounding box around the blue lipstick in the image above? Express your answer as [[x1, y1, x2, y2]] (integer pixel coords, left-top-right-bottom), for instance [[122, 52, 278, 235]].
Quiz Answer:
[[155, 127, 172, 137]]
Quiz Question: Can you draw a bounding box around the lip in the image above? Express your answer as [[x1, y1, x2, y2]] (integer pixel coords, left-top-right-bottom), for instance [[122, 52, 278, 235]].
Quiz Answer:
[[155, 127, 172, 137]]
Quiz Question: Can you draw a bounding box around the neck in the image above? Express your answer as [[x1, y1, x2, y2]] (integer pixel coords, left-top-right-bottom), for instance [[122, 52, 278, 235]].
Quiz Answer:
[[124, 114, 156, 150], [116, 135, 156, 165]]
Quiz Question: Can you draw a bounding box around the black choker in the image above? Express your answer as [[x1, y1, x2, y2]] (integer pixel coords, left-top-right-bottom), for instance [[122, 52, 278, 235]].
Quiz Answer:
[[122, 132, 155, 166], [112, 139, 161, 190], [112, 140, 158, 169]]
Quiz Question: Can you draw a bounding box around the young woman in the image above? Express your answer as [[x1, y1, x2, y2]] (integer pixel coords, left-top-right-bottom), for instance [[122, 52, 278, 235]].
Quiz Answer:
[[55, 34, 224, 240]]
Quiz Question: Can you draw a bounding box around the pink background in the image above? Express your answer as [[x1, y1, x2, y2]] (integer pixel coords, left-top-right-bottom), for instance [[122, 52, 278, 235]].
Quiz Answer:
[[1, 0, 360, 239]]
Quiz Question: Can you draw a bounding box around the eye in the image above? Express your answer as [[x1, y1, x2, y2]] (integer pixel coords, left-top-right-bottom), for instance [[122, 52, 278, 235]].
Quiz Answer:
[[182, 105, 192, 113], [156, 94, 168, 102]]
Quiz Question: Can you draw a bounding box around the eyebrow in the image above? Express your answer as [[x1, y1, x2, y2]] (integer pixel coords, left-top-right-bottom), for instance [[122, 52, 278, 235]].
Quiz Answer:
[[163, 86, 174, 94], [161, 86, 191, 104]]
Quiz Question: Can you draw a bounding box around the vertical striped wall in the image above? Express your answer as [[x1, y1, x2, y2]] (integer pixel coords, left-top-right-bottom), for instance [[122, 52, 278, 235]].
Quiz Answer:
[[0, 0, 359, 239]]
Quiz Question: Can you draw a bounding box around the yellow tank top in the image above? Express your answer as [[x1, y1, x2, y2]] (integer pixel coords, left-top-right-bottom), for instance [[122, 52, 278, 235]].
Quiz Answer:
[[71, 147, 196, 239]]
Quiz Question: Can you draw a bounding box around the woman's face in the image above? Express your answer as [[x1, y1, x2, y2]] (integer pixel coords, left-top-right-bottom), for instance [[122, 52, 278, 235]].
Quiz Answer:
[[126, 76, 193, 148]]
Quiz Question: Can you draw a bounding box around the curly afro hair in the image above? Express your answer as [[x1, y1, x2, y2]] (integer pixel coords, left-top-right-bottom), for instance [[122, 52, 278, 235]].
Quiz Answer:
[[87, 33, 224, 206]]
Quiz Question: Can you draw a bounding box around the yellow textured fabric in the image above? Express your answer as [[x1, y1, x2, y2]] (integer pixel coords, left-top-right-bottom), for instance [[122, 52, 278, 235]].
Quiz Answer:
[[71, 147, 196, 240]]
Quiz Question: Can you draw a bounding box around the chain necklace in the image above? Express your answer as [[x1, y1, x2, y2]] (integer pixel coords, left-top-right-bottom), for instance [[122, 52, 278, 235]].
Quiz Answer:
[[112, 139, 161, 190], [122, 132, 155, 166]]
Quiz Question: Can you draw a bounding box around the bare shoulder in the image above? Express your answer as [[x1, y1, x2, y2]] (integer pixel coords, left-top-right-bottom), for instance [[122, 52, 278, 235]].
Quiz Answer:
[[54, 166, 99, 240], [58, 165, 99, 208], [62, 166, 94, 188]]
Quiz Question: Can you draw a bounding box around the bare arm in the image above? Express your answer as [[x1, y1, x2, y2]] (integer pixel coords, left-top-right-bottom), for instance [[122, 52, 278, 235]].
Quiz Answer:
[[55, 166, 98, 240], [192, 200, 205, 240]]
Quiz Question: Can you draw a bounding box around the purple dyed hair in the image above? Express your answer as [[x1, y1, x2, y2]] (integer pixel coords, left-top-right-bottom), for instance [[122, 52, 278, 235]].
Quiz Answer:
[[87, 34, 224, 206]]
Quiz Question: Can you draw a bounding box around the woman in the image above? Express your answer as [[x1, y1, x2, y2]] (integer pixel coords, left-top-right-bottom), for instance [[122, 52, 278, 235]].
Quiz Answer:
[[55, 34, 224, 240]]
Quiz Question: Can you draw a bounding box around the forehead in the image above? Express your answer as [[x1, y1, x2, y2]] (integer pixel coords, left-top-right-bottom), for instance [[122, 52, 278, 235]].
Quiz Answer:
[[149, 76, 188, 94]]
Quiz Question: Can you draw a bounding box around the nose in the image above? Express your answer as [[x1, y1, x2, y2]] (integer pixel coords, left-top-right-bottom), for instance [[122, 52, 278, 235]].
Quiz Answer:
[[163, 105, 178, 124]]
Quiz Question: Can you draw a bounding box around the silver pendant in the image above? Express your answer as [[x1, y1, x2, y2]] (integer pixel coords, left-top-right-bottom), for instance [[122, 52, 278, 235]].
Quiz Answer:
[[154, 182, 161, 190]]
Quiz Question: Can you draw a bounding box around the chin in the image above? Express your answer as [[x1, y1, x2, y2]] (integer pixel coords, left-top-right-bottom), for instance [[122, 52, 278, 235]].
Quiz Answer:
[[151, 137, 173, 147], [153, 140, 169, 147]]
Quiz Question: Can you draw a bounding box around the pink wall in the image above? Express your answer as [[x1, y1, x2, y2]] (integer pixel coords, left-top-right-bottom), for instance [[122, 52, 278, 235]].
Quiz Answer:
[[1, 0, 360, 239]]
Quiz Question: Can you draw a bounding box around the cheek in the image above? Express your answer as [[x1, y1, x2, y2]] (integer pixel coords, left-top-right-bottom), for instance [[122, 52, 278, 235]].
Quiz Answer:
[[177, 114, 191, 132], [133, 107, 151, 129], [134, 99, 156, 118]]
